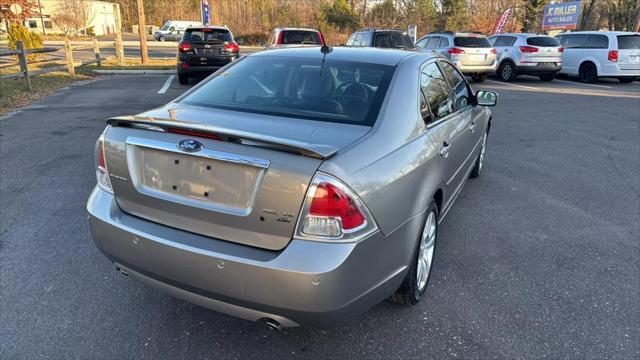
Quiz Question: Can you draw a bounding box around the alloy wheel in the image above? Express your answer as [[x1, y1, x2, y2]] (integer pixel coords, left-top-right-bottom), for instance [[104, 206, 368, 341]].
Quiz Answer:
[[416, 210, 437, 293]]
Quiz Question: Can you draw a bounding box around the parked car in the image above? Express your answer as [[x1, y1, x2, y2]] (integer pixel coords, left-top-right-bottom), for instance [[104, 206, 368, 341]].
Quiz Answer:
[[155, 20, 201, 42], [488, 33, 563, 82], [345, 28, 414, 49], [266, 27, 325, 48], [415, 32, 497, 82], [555, 31, 640, 83], [176, 26, 239, 85], [88, 47, 497, 328]]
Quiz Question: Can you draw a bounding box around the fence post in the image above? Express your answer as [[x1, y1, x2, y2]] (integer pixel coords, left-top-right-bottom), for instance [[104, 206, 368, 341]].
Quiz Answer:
[[93, 38, 102, 67], [16, 41, 32, 91], [64, 37, 75, 78]]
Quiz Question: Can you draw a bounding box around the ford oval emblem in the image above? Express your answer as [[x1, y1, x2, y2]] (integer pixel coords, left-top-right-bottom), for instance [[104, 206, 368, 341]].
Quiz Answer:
[[177, 139, 203, 153]]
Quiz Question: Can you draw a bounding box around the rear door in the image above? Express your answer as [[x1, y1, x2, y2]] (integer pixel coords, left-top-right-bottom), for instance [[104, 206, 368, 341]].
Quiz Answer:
[[583, 34, 610, 66], [492, 35, 517, 63], [559, 34, 587, 74], [616, 34, 640, 71], [420, 61, 471, 194]]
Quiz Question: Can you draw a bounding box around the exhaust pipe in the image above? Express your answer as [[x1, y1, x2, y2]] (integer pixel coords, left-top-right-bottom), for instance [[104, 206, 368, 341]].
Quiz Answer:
[[262, 318, 283, 332]]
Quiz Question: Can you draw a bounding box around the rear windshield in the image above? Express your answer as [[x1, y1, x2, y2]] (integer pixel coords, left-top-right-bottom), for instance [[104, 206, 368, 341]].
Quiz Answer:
[[527, 36, 560, 47], [280, 31, 322, 45], [184, 29, 232, 42], [617, 35, 640, 49], [373, 32, 414, 48], [180, 56, 395, 126], [454, 36, 492, 48]]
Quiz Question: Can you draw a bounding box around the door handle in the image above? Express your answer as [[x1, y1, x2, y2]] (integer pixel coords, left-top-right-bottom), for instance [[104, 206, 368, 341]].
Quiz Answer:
[[439, 142, 450, 157]]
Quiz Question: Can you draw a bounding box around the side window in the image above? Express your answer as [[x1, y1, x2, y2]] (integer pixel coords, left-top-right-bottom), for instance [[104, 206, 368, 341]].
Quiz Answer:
[[564, 34, 587, 49], [488, 36, 497, 46], [438, 61, 471, 112], [419, 62, 453, 123], [426, 37, 440, 49], [496, 36, 517, 46], [439, 37, 450, 47], [346, 33, 357, 46], [584, 34, 609, 49], [361, 31, 373, 46], [415, 38, 428, 49]]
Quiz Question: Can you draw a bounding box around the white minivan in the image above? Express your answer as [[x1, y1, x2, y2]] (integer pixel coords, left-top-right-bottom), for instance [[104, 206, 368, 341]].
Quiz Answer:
[[556, 31, 639, 83]]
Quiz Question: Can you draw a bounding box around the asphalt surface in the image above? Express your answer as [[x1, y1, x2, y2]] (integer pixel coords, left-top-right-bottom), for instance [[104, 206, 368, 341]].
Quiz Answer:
[[0, 74, 639, 359]]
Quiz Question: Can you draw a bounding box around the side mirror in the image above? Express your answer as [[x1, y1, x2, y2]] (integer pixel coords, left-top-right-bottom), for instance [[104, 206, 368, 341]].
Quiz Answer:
[[475, 90, 498, 106], [236, 38, 244, 45]]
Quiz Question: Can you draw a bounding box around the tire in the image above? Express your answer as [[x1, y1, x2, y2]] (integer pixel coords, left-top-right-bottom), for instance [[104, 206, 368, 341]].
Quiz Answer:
[[471, 74, 487, 83], [618, 77, 635, 83], [498, 61, 516, 82], [539, 73, 556, 82], [178, 74, 189, 85], [390, 201, 438, 305], [470, 130, 488, 178], [578, 62, 597, 83]]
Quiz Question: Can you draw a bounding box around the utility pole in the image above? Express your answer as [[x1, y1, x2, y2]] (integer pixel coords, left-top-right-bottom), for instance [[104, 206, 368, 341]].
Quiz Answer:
[[37, 0, 46, 35], [136, 0, 149, 64]]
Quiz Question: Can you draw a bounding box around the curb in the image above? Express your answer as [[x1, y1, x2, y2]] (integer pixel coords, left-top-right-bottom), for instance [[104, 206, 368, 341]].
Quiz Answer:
[[93, 69, 176, 74]]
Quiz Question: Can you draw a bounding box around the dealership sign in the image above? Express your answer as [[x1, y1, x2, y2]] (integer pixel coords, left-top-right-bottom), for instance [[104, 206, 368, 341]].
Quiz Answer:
[[542, 1, 583, 31]]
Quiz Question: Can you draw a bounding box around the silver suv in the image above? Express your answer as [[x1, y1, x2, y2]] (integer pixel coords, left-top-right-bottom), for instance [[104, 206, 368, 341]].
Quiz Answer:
[[489, 33, 563, 82], [415, 32, 497, 82]]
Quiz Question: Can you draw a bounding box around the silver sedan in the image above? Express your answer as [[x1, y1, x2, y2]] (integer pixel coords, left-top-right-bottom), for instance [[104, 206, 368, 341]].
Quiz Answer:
[[87, 47, 497, 328]]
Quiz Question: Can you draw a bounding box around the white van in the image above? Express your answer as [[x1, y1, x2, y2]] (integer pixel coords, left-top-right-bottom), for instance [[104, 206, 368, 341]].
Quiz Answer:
[[154, 21, 202, 42], [556, 31, 639, 83]]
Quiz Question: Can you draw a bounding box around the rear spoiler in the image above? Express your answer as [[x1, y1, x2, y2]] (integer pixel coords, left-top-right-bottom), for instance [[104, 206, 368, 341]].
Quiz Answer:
[[106, 116, 338, 159]]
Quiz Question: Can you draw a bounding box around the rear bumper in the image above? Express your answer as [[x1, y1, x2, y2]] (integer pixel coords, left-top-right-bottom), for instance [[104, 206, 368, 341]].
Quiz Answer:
[[87, 187, 418, 327], [514, 62, 561, 75], [598, 63, 640, 77], [455, 61, 498, 74]]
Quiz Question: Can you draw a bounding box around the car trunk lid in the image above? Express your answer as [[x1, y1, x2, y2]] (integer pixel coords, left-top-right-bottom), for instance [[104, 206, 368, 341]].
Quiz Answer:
[[102, 104, 370, 250]]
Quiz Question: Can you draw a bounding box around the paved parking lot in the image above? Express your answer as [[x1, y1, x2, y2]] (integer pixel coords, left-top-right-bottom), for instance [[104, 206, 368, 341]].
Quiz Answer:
[[1, 74, 638, 359]]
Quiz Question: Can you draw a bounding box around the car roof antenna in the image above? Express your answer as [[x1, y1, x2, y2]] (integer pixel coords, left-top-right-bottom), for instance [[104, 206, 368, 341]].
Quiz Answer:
[[314, 13, 332, 76]]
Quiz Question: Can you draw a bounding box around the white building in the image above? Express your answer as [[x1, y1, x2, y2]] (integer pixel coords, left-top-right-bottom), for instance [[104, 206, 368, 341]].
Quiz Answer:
[[21, 0, 120, 36]]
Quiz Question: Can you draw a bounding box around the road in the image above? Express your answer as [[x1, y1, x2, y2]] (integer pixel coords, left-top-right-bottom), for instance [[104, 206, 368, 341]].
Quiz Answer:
[[0, 74, 639, 359]]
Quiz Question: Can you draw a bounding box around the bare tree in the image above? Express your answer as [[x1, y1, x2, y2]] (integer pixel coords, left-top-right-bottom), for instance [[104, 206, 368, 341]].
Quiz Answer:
[[52, 0, 94, 35]]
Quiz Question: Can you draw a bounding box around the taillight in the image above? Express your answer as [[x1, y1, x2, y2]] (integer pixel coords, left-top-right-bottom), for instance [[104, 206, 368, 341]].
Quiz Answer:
[[296, 173, 377, 241], [178, 43, 192, 53], [558, 47, 564, 53], [490, 48, 497, 54], [95, 130, 113, 194], [223, 42, 239, 53], [519, 46, 539, 53], [448, 47, 465, 55], [608, 50, 618, 62]]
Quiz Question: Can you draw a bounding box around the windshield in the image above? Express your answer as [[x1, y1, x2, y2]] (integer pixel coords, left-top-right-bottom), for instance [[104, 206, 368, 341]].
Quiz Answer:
[[160, 26, 169, 31], [454, 36, 492, 48], [180, 56, 395, 125], [184, 29, 232, 42], [280, 31, 322, 45], [527, 36, 560, 47], [617, 35, 640, 49], [373, 32, 413, 48]]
